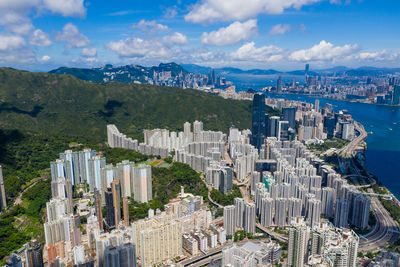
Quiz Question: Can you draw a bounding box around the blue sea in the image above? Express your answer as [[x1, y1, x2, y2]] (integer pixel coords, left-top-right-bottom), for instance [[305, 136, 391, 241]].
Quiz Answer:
[[266, 93, 400, 198], [229, 76, 400, 197]]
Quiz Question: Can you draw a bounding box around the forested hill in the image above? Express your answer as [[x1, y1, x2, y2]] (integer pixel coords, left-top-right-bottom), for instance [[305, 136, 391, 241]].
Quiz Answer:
[[0, 67, 254, 141]]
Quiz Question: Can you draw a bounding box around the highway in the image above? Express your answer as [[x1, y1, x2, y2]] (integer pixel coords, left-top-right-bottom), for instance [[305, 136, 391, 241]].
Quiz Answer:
[[338, 121, 368, 158]]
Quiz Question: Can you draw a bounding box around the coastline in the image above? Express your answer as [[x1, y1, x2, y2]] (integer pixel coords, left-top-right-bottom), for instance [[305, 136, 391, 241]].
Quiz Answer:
[[266, 91, 400, 107]]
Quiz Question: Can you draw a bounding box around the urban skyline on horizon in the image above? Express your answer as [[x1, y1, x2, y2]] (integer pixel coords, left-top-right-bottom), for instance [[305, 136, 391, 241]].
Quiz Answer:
[[1, 0, 400, 71]]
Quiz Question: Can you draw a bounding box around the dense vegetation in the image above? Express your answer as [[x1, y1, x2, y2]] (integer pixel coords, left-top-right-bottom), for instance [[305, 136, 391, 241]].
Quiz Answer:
[[210, 184, 242, 206], [307, 138, 349, 152], [0, 67, 268, 262], [128, 162, 209, 221], [0, 180, 52, 263], [0, 67, 254, 142]]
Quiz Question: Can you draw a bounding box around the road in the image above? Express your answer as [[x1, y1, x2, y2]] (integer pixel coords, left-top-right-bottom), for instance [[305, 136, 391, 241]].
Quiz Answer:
[[338, 121, 367, 158], [359, 188, 400, 252], [348, 154, 400, 251], [14, 176, 49, 206]]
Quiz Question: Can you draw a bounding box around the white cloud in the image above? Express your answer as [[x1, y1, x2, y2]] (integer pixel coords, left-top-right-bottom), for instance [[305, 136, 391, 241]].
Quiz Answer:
[[0, 11, 34, 35], [81, 47, 97, 57], [105, 37, 169, 58], [164, 6, 178, 19], [0, 34, 35, 63], [231, 41, 285, 62], [185, 0, 322, 24], [133, 20, 168, 32], [40, 55, 51, 62], [269, 24, 292, 35], [200, 19, 257, 46], [289, 40, 359, 61], [358, 50, 399, 61], [0, 35, 26, 51], [162, 32, 189, 46], [30, 29, 52, 46], [0, 0, 86, 17], [42, 0, 86, 17], [55, 23, 90, 48]]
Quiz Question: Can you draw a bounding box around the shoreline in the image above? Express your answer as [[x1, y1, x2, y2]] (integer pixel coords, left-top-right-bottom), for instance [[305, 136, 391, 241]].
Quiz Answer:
[[265, 91, 400, 108]]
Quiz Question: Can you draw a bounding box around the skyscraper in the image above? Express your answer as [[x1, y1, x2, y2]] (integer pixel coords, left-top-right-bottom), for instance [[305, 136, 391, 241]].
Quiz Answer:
[[288, 217, 310, 267], [277, 76, 282, 92], [234, 198, 245, 228], [105, 188, 116, 230], [123, 197, 130, 226], [119, 243, 137, 267], [244, 202, 256, 234], [251, 94, 268, 150], [282, 107, 297, 129], [111, 181, 121, 227], [104, 246, 120, 267], [393, 85, 400, 105], [6, 252, 22, 267], [25, 240, 44, 267], [94, 189, 104, 231], [268, 116, 280, 137], [132, 164, 152, 203], [223, 205, 235, 236], [0, 165, 7, 210], [334, 198, 349, 228], [88, 155, 106, 192]]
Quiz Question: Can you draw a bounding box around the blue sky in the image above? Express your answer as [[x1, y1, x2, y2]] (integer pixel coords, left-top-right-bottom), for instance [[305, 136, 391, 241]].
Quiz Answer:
[[0, 0, 399, 71]]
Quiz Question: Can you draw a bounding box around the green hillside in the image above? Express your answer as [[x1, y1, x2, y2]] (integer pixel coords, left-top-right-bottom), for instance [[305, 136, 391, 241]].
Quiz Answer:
[[0, 67, 254, 142]]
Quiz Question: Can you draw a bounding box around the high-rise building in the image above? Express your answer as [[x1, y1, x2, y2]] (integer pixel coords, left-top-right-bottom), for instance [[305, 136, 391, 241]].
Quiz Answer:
[[104, 246, 120, 267], [334, 198, 349, 228], [274, 198, 288, 227], [223, 205, 235, 236], [193, 120, 203, 142], [105, 188, 116, 230], [120, 243, 137, 267], [0, 165, 7, 210], [393, 85, 400, 105], [260, 197, 274, 227], [117, 160, 134, 198], [50, 159, 68, 181], [350, 194, 370, 229], [268, 116, 280, 137], [278, 121, 290, 141], [140, 221, 182, 267], [111, 181, 121, 227], [25, 240, 44, 267], [79, 149, 96, 183], [59, 150, 80, 185], [244, 202, 256, 234], [6, 252, 22, 267], [277, 76, 282, 92], [132, 164, 152, 203], [306, 198, 321, 227], [94, 189, 104, 231], [251, 94, 268, 150], [88, 155, 106, 192], [234, 198, 245, 228], [288, 217, 310, 267], [282, 107, 297, 129], [314, 99, 319, 113], [123, 197, 130, 226]]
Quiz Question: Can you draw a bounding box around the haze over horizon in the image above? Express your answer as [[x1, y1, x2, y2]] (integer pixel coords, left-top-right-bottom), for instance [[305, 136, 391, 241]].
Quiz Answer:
[[1, 0, 400, 71]]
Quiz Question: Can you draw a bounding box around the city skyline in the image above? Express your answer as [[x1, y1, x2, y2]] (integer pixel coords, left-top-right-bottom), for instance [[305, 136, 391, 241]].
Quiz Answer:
[[1, 0, 400, 71]]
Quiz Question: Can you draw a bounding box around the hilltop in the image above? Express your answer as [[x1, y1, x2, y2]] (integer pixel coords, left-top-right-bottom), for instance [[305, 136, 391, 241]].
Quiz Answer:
[[49, 62, 187, 83], [0, 67, 258, 141]]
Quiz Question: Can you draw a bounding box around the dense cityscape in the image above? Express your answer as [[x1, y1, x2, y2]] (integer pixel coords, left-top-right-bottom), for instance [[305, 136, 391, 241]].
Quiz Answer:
[[1, 83, 400, 266], [1, 0, 400, 267]]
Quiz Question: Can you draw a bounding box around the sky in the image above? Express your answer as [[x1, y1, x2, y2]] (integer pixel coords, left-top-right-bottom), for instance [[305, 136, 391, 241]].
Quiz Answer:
[[0, 0, 400, 71]]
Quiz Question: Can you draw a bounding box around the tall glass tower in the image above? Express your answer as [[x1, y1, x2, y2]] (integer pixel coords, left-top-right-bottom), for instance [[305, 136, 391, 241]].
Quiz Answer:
[[251, 94, 268, 150]]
